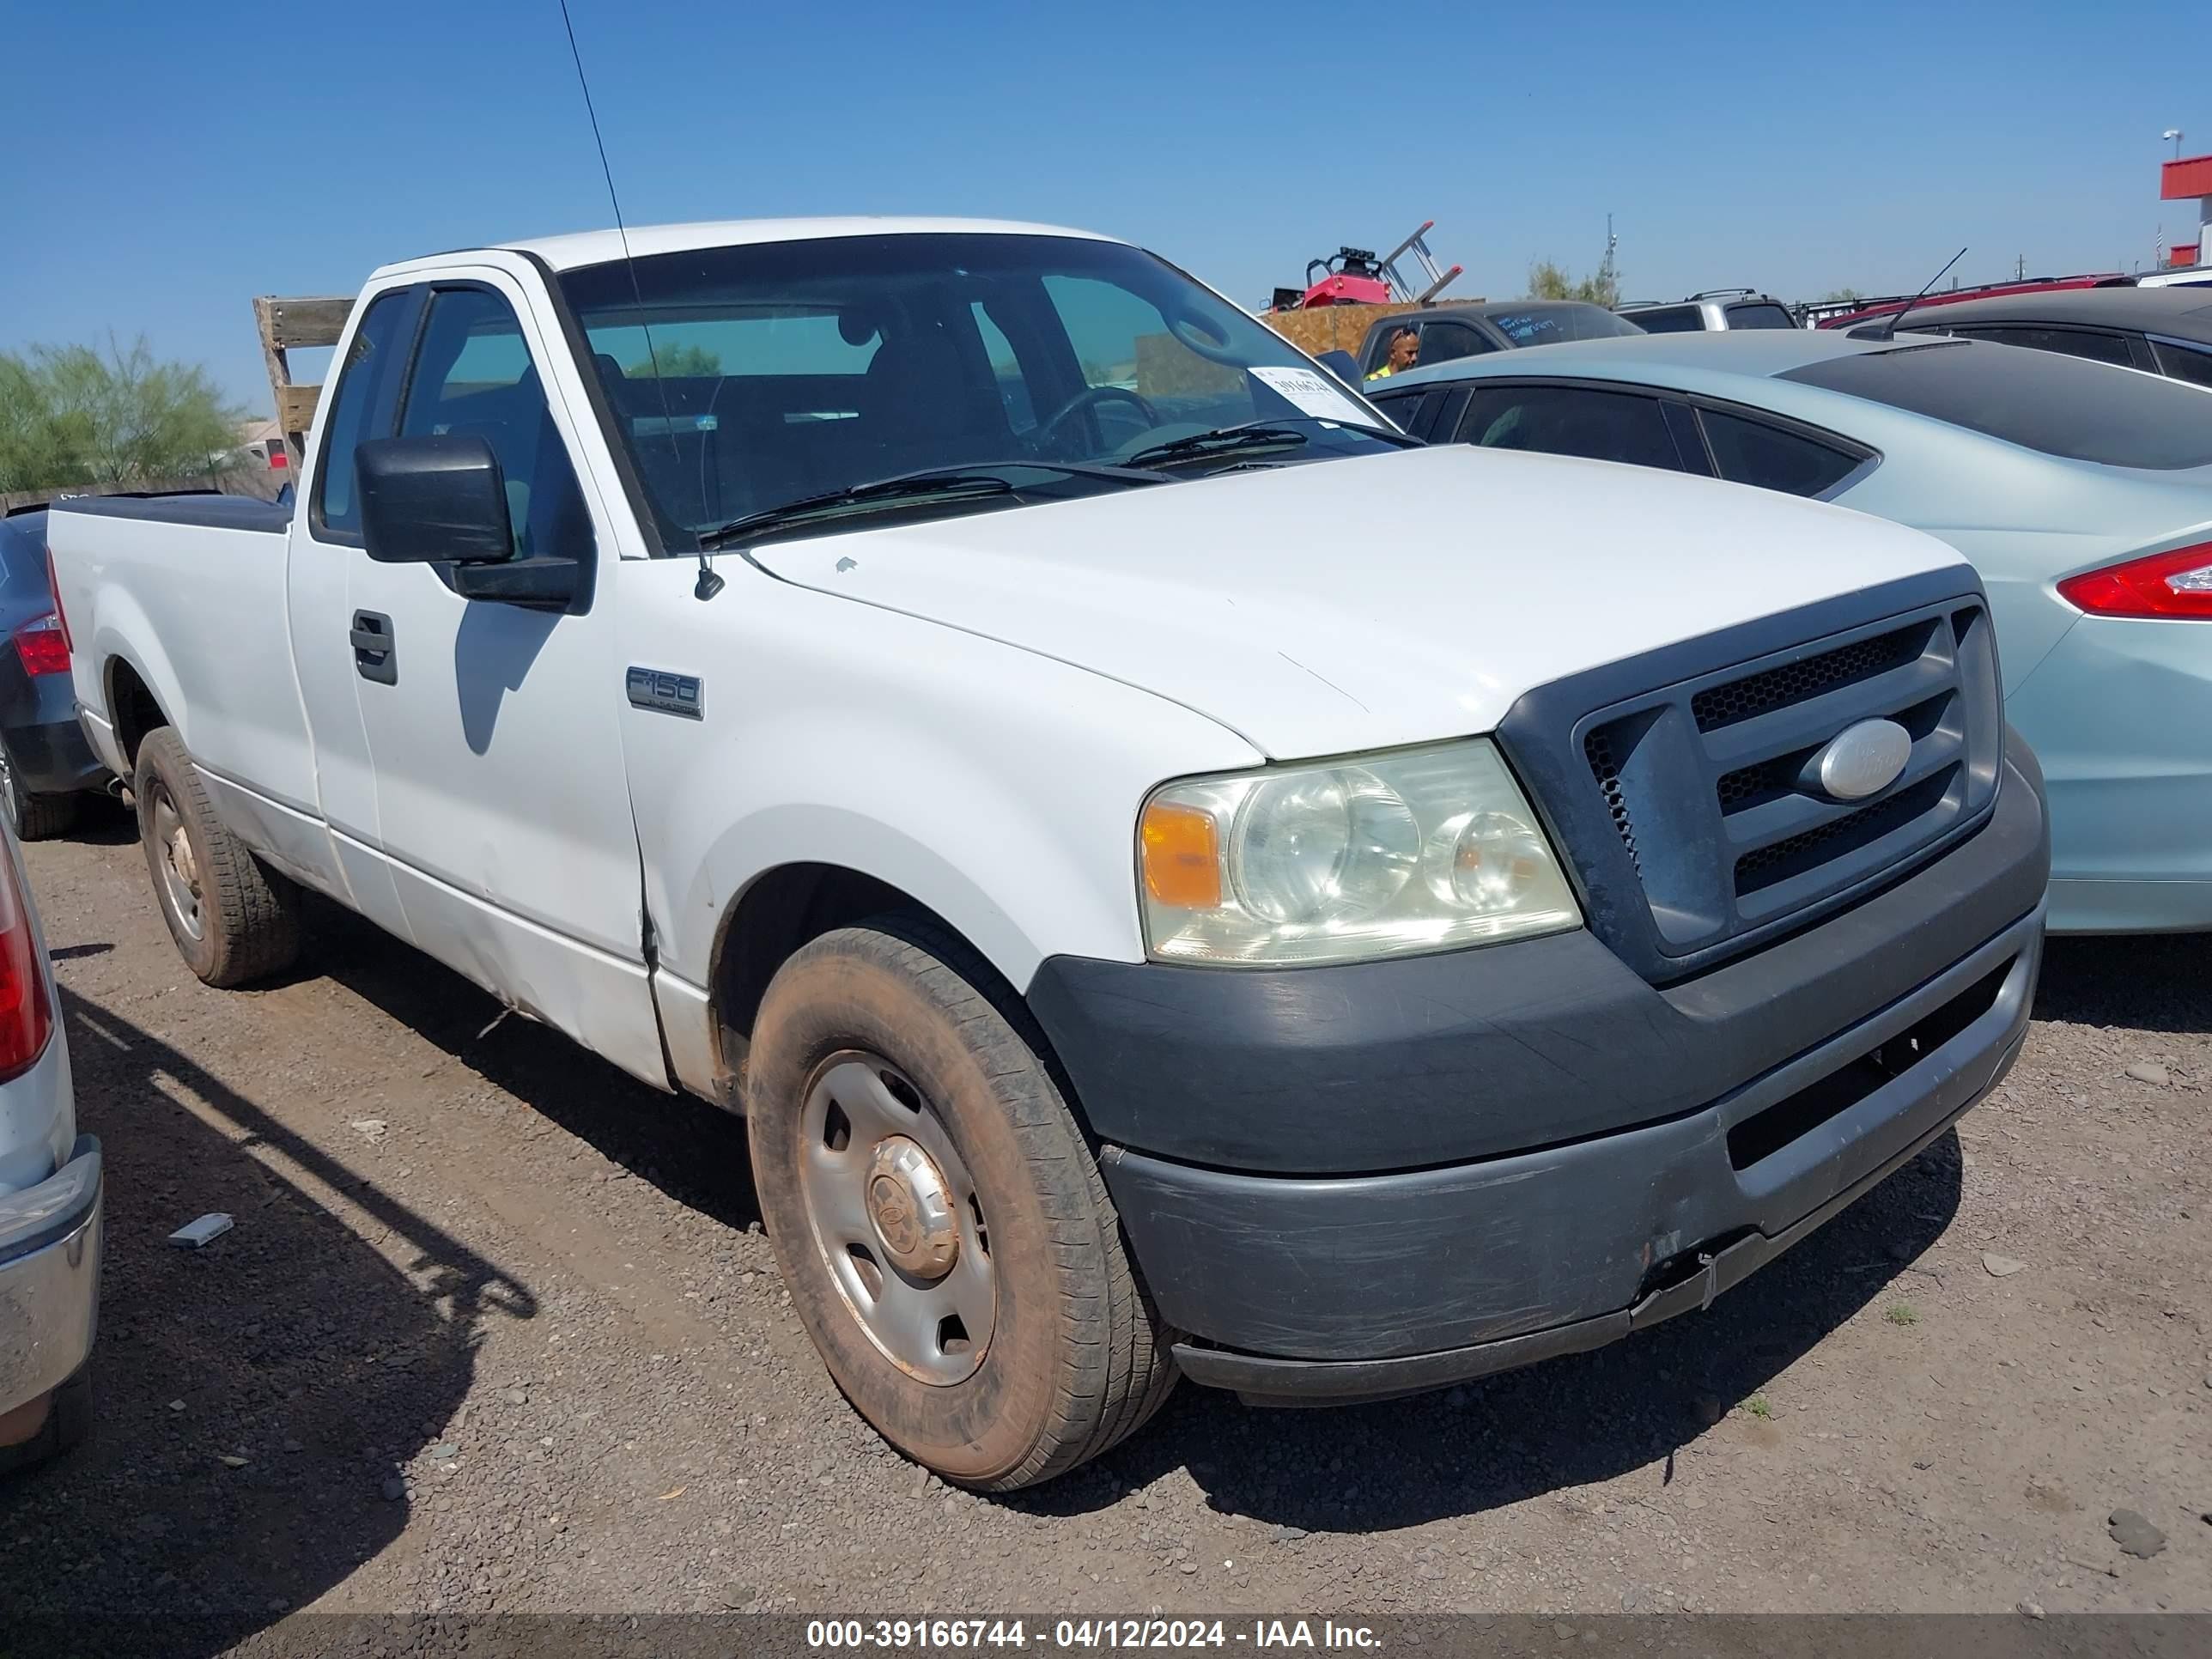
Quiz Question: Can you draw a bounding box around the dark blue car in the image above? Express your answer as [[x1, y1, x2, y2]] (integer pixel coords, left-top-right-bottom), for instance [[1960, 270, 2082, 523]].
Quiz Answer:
[[0, 509, 107, 837]]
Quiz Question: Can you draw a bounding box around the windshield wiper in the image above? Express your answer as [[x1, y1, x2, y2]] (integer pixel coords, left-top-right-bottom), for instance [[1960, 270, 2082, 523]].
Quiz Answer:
[[698, 460, 1169, 551], [1125, 416, 1420, 470]]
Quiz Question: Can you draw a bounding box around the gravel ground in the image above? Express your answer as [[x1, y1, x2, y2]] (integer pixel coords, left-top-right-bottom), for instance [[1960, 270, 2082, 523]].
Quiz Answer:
[[1, 811, 2206, 1650]]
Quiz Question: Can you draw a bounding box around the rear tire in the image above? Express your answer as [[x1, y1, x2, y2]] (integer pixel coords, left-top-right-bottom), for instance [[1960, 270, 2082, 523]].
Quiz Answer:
[[746, 918, 1176, 1491], [0, 740, 78, 841], [133, 727, 301, 987]]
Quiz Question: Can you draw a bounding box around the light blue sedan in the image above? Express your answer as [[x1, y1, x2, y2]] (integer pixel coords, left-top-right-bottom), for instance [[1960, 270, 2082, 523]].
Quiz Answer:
[[1370, 331, 2212, 933]]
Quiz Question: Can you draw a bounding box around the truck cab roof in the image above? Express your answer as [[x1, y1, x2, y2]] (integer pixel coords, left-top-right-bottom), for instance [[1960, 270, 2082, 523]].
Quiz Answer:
[[377, 217, 1117, 281]]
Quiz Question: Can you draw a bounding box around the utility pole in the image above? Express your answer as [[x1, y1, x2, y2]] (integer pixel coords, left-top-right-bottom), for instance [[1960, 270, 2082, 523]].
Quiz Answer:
[[2014, 253, 2027, 281]]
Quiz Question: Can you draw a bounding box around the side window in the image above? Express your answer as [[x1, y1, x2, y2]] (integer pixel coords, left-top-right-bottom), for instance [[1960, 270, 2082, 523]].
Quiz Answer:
[[1972, 325, 2135, 368], [1040, 275, 1158, 390], [1364, 323, 1419, 374], [2152, 337, 2212, 388], [1431, 386, 1471, 442], [1375, 389, 1436, 440], [1721, 301, 1798, 331], [970, 302, 1036, 432], [1455, 386, 1683, 471], [1418, 323, 1495, 366], [0, 519, 47, 599], [400, 289, 593, 561], [1037, 274, 1255, 444], [592, 313, 878, 383], [313, 291, 410, 542], [1698, 409, 1864, 496]]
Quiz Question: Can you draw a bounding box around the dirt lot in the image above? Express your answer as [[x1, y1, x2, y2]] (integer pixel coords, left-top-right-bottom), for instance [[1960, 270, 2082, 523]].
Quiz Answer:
[[2, 811, 2206, 1649]]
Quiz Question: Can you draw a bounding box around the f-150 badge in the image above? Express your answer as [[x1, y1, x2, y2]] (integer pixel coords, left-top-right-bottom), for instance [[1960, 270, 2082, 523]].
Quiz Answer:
[[626, 666, 703, 720]]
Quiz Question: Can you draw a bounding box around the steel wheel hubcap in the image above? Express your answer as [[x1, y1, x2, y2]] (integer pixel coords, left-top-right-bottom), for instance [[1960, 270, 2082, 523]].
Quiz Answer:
[[798, 1053, 994, 1385], [865, 1136, 960, 1278], [153, 793, 204, 940]]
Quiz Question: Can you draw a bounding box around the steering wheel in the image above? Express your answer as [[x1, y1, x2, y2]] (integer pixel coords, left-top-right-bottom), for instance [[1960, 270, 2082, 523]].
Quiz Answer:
[[1035, 384, 1162, 454]]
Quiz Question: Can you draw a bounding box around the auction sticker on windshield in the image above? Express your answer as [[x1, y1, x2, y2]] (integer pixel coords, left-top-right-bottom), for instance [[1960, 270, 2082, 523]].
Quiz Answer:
[[1249, 366, 1376, 427]]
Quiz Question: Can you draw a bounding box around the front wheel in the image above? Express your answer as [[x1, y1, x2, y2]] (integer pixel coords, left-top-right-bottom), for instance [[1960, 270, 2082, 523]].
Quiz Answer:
[[746, 920, 1176, 1490]]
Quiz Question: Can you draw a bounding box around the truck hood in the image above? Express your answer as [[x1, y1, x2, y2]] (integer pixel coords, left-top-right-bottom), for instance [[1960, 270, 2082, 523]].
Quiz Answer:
[[750, 445, 1971, 758]]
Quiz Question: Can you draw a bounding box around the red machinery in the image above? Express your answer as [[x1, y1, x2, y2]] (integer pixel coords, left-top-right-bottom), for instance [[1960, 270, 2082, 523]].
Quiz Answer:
[[1272, 222, 1463, 311]]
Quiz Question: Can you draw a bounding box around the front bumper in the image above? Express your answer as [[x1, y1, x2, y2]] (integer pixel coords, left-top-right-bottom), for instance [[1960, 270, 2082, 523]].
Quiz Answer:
[[0, 1135, 103, 1420], [1030, 744, 2049, 1402], [1111, 911, 2036, 1400]]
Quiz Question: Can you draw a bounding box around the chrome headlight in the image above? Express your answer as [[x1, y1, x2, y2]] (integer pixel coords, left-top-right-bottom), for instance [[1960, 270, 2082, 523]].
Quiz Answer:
[[1138, 738, 1581, 966]]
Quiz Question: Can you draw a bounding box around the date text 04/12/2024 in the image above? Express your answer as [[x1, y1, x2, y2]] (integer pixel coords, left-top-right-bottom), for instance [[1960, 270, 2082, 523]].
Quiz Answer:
[[805, 1620, 1382, 1650]]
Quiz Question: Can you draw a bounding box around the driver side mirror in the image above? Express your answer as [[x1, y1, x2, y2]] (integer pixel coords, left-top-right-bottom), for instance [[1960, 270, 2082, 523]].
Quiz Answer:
[[1314, 349, 1363, 387], [356, 434, 514, 566]]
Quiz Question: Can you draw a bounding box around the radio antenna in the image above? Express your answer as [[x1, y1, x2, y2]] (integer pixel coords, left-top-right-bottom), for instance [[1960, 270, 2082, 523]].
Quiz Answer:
[[1875, 246, 1967, 342], [556, 0, 723, 599]]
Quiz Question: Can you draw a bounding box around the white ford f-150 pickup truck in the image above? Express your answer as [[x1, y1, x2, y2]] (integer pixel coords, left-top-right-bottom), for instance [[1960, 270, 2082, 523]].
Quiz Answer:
[[47, 218, 2049, 1488]]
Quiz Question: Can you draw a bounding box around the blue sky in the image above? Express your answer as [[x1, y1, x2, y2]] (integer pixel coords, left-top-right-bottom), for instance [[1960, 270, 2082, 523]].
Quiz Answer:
[[3, 0, 2203, 413]]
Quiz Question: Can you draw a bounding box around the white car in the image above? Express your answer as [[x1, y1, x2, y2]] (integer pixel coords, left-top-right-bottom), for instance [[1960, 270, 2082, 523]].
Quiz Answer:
[[2136, 264, 2212, 289], [49, 218, 2046, 1488], [0, 813, 99, 1474]]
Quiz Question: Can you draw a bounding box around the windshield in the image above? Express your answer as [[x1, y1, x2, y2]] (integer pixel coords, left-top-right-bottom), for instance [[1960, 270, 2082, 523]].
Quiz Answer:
[[1485, 303, 1648, 347], [1780, 339, 2212, 470], [558, 234, 1403, 550]]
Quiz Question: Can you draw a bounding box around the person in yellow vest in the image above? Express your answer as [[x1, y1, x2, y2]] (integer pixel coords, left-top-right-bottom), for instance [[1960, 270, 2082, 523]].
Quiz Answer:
[[1365, 326, 1419, 381]]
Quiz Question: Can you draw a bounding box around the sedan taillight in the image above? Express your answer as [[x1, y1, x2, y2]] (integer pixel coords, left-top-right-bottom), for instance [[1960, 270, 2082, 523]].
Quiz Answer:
[[12, 615, 70, 677], [2057, 541, 2212, 619], [0, 841, 54, 1082]]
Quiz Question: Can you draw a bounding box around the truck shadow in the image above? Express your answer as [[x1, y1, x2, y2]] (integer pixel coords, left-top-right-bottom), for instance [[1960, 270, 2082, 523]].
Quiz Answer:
[[307, 896, 1963, 1534], [139, 895, 1973, 1539], [302, 899, 762, 1237], [1036, 1128, 1964, 1530], [2033, 933, 2212, 1036], [0, 988, 535, 1655]]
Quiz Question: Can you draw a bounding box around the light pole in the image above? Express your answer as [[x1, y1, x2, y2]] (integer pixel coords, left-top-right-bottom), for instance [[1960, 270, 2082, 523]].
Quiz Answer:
[[2166, 129, 2185, 161]]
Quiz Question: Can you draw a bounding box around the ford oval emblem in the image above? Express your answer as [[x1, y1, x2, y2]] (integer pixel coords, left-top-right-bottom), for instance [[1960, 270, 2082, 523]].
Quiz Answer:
[[1814, 718, 1912, 801]]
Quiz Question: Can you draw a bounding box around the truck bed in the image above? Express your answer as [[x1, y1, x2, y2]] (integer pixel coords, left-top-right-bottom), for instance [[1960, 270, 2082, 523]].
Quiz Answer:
[[55, 493, 293, 534], [48, 493, 318, 832]]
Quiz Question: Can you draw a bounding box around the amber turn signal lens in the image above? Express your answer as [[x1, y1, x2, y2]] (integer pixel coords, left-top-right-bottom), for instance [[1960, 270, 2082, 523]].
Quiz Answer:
[[1139, 801, 1221, 909]]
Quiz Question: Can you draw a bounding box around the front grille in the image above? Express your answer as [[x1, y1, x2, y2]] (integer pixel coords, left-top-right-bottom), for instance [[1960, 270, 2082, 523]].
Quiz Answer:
[[1504, 584, 2005, 983], [1734, 765, 1957, 895], [1692, 622, 1930, 732], [1584, 728, 1641, 873]]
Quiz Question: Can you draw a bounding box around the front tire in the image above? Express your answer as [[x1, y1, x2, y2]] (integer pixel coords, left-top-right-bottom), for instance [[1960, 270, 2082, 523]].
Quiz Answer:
[[747, 920, 1175, 1490], [133, 727, 301, 987]]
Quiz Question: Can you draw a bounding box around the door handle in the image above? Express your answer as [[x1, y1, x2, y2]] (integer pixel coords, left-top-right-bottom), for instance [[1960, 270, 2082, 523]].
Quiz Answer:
[[350, 610, 397, 685]]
